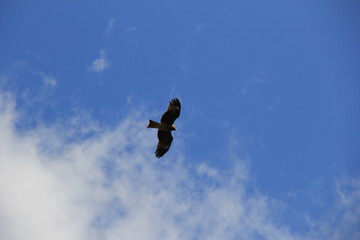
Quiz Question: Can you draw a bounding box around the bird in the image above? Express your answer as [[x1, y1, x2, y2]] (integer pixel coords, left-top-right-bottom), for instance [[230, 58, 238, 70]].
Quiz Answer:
[[147, 98, 181, 158]]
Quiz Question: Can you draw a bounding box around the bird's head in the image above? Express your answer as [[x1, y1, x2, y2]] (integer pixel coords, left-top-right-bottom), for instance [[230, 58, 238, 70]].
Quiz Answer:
[[171, 124, 177, 130]]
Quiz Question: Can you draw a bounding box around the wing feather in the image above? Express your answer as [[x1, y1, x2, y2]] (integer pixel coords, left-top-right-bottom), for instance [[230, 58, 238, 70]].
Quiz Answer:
[[155, 130, 173, 158], [160, 98, 181, 124]]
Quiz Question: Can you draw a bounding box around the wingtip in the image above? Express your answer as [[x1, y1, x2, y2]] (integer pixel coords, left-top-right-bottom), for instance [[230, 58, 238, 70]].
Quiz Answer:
[[170, 98, 181, 108]]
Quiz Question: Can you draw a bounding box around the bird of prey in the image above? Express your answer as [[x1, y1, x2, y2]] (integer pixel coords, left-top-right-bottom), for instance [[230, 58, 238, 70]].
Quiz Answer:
[[147, 98, 181, 158]]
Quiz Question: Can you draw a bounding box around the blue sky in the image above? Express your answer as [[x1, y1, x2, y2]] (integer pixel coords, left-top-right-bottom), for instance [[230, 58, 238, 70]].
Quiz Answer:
[[1, 1, 359, 239]]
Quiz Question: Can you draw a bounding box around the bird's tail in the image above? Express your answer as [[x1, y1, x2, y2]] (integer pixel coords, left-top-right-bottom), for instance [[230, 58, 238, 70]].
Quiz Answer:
[[147, 120, 161, 129]]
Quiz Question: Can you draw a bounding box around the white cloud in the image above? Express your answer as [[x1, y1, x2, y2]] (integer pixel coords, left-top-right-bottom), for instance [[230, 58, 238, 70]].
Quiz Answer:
[[331, 177, 360, 239], [36, 72, 57, 86], [265, 96, 280, 111], [197, 163, 218, 178], [106, 18, 116, 34], [126, 95, 133, 104], [88, 50, 109, 73], [0, 91, 359, 240], [126, 26, 137, 32], [42, 75, 57, 86]]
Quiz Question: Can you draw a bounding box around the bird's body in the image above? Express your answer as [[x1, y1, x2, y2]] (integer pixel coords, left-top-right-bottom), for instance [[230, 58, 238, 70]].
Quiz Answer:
[[147, 98, 181, 158], [147, 120, 176, 131]]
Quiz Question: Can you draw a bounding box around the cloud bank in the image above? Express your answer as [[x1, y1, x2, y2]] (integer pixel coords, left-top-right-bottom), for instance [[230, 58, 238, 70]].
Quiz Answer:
[[0, 91, 359, 240]]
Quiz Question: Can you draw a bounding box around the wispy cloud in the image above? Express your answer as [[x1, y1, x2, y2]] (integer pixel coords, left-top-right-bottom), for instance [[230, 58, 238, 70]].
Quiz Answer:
[[265, 96, 280, 111], [195, 23, 206, 32], [0, 91, 359, 240], [331, 177, 360, 239], [237, 77, 264, 96], [126, 26, 137, 33], [87, 50, 109, 73], [36, 72, 57, 86], [25, 71, 58, 87], [106, 18, 117, 34]]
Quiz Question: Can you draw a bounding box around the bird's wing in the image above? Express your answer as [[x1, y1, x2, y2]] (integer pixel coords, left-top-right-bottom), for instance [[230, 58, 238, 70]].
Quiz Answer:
[[160, 98, 181, 124], [155, 130, 173, 158]]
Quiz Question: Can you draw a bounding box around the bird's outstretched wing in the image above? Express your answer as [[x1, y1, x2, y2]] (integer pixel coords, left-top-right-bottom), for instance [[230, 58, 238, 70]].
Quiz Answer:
[[160, 98, 181, 124], [155, 130, 173, 158]]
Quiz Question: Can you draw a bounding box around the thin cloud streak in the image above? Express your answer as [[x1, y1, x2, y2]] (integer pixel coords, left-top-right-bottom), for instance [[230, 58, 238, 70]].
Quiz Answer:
[[0, 91, 359, 240]]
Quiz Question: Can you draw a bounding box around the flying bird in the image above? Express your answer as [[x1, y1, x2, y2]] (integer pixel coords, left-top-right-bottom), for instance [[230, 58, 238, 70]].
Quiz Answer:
[[147, 98, 181, 158]]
